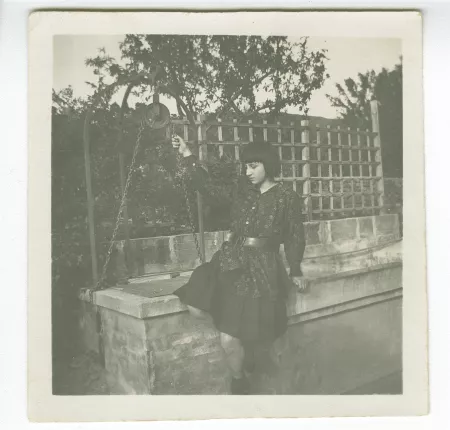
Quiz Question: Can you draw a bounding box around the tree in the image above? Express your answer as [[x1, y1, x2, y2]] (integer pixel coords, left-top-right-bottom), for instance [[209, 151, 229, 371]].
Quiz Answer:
[[82, 35, 329, 223], [326, 60, 403, 177], [86, 35, 328, 123]]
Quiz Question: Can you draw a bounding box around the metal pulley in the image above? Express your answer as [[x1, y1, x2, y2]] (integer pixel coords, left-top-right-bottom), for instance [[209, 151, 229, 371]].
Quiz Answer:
[[126, 101, 172, 149], [144, 101, 171, 129]]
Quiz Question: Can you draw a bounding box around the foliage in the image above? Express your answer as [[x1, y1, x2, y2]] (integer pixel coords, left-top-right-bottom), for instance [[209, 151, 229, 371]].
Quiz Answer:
[[326, 60, 403, 177], [86, 35, 328, 122]]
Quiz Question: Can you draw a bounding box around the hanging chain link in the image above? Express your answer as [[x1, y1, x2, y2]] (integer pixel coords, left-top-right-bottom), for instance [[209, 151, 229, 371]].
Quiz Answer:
[[180, 169, 203, 262], [93, 120, 147, 291], [171, 122, 204, 263]]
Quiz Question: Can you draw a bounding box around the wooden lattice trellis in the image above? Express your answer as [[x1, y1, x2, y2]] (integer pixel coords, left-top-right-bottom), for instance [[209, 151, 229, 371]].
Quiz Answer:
[[171, 100, 386, 221]]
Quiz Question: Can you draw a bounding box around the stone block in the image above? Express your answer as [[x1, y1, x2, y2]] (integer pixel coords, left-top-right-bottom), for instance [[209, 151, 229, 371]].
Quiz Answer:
[[305, 222, 321, 245], [144, 313, 187, 340], [172, 235, 199, 268], [100, 307, 119, 330], [117, 351, 150, 394], [319, 221, 332, 244], [330, 218, 357, 242], [171, 355, 223, 394], [105, 308, 144, 334], [191, 343, 222, 357], [359, 217, 374, 239], [162, 331, 192, 346], [125, 331, 147, 354], [288, 265, 402, 317], [95, 289, 149, 318], [141, 237, 171, 271], [103, 338, 151, 395], [374, 214, 399, 237], [377, 234, 398, 244], [100, 310, 147, 354]]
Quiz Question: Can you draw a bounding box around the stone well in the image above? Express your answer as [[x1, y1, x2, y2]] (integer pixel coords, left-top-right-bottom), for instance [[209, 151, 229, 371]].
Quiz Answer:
[[79, 214, 402, 395]]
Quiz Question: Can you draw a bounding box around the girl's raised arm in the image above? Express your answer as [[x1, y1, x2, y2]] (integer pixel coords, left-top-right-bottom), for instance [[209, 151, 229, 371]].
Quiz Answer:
[[172, 134, 241, 208]]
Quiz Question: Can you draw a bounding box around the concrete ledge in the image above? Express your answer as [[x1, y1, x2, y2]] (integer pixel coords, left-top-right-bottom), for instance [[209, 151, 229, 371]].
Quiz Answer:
[[288, 287, 402, 326], [86, 248, 402, 321], [93, 284, 186, 319]]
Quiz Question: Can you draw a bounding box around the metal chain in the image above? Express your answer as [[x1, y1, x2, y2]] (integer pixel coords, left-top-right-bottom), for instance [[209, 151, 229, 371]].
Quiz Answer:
[[180, 172, 203, 262], [94, 120, 148, 291], [171, 122, 204, 263], [93, 120, 204, 292]]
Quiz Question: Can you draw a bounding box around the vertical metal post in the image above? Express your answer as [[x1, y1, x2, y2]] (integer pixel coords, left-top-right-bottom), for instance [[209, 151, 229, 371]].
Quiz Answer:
[[301, 120, 313, 221], [83, 112, 99, 286], [196, 114, 207, 263], [370, 99, 386, 214]]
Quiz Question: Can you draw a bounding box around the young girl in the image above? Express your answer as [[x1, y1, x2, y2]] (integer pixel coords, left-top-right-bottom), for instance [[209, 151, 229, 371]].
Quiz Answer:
[[172, 135, 306, 395]]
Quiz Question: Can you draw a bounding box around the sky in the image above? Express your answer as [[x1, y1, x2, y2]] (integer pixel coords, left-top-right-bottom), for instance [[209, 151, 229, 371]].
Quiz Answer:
[[53, 35, 401, 119]]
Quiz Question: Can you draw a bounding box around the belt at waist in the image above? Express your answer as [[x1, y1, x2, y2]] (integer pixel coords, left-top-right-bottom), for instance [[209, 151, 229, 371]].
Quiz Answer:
[[224, 232, 279, 250]]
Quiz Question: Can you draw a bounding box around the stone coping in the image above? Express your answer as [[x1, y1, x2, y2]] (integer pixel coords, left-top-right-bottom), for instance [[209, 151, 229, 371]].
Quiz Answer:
[[85, 261, 401, 321], [80, 240, 402, 321], [104, 214, 401, 278]]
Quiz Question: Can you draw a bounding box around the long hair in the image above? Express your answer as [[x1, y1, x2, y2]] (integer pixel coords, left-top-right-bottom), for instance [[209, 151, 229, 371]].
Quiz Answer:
[[240, 141, 281, 179]]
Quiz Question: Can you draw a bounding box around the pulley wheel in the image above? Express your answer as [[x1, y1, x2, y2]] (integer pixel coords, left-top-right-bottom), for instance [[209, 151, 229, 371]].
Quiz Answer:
[[144, 102, 171, 129]]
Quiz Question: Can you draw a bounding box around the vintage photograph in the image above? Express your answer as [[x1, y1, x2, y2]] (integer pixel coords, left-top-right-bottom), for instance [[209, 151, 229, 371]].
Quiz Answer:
[[28, 11, 427, 421], [52, 32, 403, 396]]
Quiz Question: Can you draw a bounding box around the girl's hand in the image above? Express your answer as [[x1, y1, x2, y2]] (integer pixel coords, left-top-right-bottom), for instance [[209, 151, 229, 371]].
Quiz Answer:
[[291, 276, 309, 293], [171, 134, 192, 158]]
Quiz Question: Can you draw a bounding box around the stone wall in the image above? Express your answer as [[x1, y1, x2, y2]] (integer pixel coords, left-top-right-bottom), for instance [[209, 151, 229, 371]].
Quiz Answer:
[[107, 214, 400, 278], [79, 213, 403, 395], [100, 307, 152, 394], [81, 262, 402, 395]]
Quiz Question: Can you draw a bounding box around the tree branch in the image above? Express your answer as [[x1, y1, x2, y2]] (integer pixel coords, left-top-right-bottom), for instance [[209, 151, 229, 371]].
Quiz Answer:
[[234, 99, 287, 120], [176, 102, 184, 118], [230, 100, 243, 115], [215, 69, 275, 119], [158, 84, 197, 130]]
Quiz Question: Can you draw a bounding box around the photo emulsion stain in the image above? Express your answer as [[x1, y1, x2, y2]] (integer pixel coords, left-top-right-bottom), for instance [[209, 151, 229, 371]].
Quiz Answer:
[[51, 33, 405, 397]]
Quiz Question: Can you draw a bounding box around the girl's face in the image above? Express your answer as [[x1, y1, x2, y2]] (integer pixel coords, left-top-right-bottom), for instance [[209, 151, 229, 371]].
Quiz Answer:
[[245, 162, 267, 185]]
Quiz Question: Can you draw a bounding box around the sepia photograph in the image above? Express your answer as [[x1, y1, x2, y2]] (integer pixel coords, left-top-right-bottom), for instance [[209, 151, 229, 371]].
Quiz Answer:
[[28, 11, 427, 421]]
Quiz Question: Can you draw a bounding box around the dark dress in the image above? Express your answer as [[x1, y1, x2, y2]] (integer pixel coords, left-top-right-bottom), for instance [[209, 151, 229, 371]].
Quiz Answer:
[[173, 155, 306, 343]]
